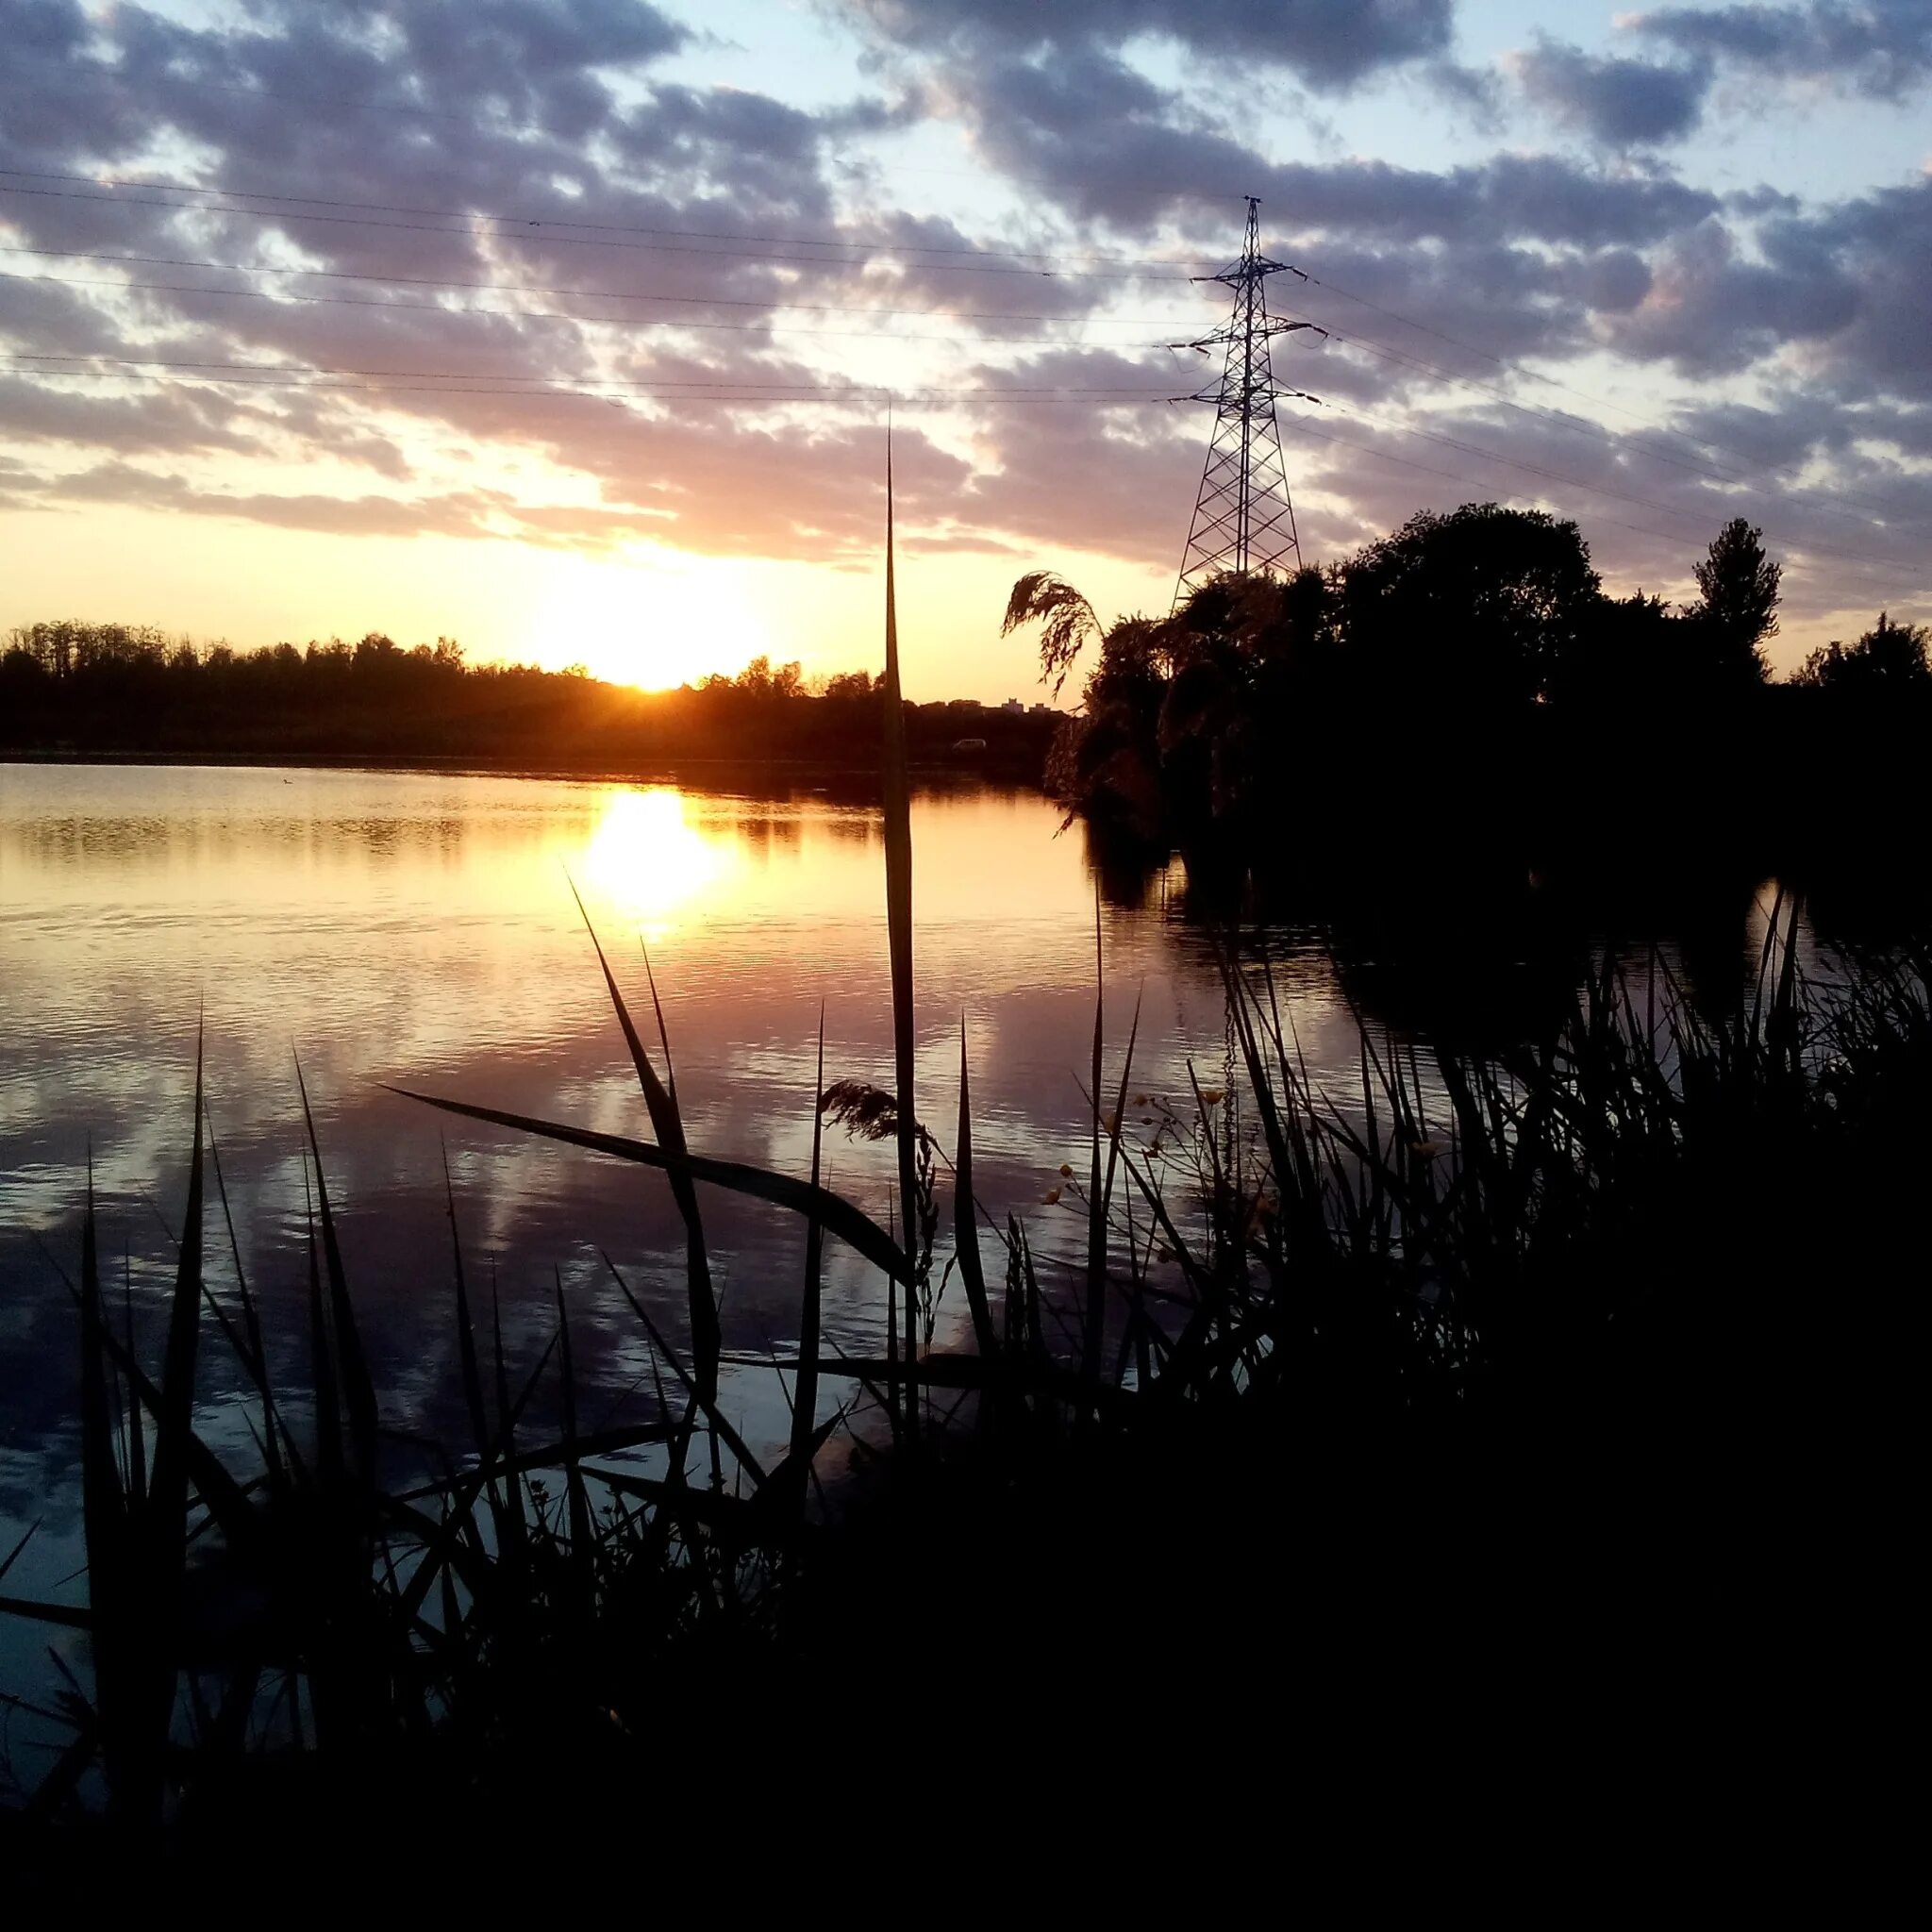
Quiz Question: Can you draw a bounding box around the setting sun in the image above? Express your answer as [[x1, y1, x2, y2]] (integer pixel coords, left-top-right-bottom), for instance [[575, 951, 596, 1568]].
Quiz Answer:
[[532, 555, 774, 691]]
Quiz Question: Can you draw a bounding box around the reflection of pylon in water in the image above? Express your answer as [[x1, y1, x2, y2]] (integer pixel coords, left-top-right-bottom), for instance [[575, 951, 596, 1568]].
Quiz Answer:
[[1171, 196, 1325, 608]]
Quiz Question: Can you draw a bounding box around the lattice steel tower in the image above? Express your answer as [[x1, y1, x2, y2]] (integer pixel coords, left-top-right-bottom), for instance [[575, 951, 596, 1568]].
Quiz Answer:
[[1172, 197, 1324, 608]]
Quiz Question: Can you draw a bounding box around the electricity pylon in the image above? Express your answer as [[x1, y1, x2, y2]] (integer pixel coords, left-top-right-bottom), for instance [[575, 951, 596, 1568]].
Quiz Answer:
[[1171, 196, 1324, 608]]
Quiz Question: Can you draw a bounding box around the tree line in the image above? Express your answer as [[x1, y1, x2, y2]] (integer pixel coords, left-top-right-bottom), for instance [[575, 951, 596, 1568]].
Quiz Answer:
[[1006, 508, 1930, 904], [0, 627, 1048, 774]]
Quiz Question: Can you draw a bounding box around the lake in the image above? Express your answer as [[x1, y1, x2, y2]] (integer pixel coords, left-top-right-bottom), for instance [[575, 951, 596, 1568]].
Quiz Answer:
[[0, 758, 1833, 1742], [0, 763, 1353, 1514]]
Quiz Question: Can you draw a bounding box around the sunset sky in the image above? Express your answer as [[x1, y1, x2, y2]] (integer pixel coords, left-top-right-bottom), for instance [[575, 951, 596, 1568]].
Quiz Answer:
[[2, 0, 1928, 698]]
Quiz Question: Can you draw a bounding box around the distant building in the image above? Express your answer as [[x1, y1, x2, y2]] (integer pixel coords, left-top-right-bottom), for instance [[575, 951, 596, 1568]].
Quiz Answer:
[[1000, 698, 1024, 715]]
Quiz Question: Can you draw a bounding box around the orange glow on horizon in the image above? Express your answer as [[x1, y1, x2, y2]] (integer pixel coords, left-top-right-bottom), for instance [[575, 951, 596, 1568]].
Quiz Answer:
[[530, 557, 774, 691]]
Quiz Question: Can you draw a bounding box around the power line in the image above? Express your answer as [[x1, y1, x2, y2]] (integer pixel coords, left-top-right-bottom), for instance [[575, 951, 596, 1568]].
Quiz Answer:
[[1292, 261, 1923, 525], [1283, 397, 1924, 580], [0, 65, 540, 131], [0, 268, 1176, 351], [7, 170, 1913, 527], [1281, 413, 1924, 595], [0, 179, 1197, 279], [0, 166, 1212, 274], [1282, 414, 1768, 561], [6, 252, 1919, 578], [1315, 328, 1923, 535], [13, 240, 1912, 537], [11, 354, 1923, 588], [6, 295, 1914, 564], [6, 355, 1176, 401], [0, 243, 1178, 333], [7, 259, 1915, 539]]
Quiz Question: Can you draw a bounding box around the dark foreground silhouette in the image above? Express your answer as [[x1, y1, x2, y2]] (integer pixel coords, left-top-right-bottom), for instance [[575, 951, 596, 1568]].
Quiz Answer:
[[0, 904, 1918, 1871], [1009, 508, 1932, 913]]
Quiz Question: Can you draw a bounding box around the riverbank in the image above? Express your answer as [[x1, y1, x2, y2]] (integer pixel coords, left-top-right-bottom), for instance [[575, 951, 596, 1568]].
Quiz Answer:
[[0, 744, 1051, 791]]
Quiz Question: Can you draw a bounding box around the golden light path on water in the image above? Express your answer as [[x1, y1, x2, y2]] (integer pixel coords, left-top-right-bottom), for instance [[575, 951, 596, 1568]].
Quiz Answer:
[[580, 786, 741, 939]]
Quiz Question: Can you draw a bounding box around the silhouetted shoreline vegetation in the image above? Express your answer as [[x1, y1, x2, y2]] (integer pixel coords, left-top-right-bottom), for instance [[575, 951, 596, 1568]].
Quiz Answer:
[[1, 625, 1058, 780], [1008, 507, 1931, 911], [3, 883, 1921, 1854]]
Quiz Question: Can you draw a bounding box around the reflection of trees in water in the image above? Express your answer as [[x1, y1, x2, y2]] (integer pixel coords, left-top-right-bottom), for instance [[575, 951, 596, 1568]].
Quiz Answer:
[[1798, 850, 1932, 965], [1081, 809, 1832, 1050], [1324, 867, 1780, 1045], [8, 806, 495, 873], [733, 814, 805, 858], [818, 812, 877, 846], [1080, 817, 1174, 913]]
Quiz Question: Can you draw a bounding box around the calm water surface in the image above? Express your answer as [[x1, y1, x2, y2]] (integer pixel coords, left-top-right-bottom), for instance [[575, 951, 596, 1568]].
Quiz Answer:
[[0, 760, 1824, 1734], [0, 765, 1363, 1526]]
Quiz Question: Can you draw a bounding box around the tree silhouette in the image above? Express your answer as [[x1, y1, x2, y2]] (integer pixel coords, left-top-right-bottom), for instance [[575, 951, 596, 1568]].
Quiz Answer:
[[1793, 611, 1932, 691], [1336, 503, 1602, 708], [1688, 518, 1779, 685]]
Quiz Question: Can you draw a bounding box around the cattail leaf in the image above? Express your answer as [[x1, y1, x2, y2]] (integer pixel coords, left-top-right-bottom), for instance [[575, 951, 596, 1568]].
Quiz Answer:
[[564, 877, 720, 1401], [954, 1018, 998, 1358], [387, 1086, 911, 1283], [295, 1058, 378, 1486]]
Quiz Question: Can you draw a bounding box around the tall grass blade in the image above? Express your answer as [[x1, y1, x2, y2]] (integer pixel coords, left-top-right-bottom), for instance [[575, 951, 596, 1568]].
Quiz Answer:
[[564, 876, 720, 1405], [295, 1057, 377, 1485], [0, 1519, 38, 1586], [954, 1018, 999, 1358], [77, 1153, 125, 1600], [601, 1254, 768, 1490], [75, 1154, 127, 1810], [441, 1139, 490, 1463], [1082, 893, 1106, 1395], [881, 427, 920, 1437], [113, 1028, 206, 1821], [789, 1010, 827, 1477], [489, 1260, 527, 1557], [120, 1258, 144, 1510], [208, 1118, 287, 1491], [554, 1270, 593, 1602], [1097, 990, 1142, 1390], [144, 1025, 205, 1556], [304, 1168, 342, 1491]]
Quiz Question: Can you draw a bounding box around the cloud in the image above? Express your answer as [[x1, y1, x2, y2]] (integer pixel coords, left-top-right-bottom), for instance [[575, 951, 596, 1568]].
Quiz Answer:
[[43, 460, 509, 539], [0, 0, 1924, 662], [1510, 39, 1710, 144], [919, 38, 1723, 244], [0, 374, 274, 456], [842, 0, 1456, 90], [1602, 173, 1932, 391], [1602, 216, 1858, 374], [1629, 1, 1932, 99]]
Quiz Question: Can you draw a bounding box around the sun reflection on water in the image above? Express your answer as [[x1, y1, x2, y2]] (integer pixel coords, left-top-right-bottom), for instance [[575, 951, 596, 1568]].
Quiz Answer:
[[581, 787, 737, 938]]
